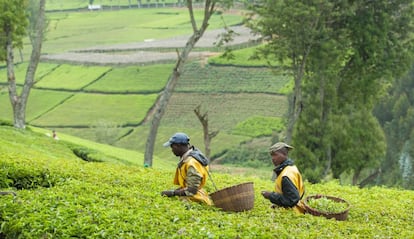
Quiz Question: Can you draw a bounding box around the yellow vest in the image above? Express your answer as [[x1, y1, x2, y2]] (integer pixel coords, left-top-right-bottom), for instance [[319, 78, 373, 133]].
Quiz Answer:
[[274, 165, 305, 214], [173, 156, 212, 205]]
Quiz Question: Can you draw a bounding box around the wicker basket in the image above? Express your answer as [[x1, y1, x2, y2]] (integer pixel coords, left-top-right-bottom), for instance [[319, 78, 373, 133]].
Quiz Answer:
[[303, 195, 351, 221], [210, 182, 254, 212]]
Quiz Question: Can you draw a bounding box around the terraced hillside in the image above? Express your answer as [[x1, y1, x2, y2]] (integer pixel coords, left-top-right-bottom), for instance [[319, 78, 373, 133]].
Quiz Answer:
[[0, 8, 288, 161], [0, 61, 288, 159]]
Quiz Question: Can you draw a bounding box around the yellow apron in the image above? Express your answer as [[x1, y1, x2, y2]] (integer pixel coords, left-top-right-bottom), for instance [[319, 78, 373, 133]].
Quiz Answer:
[[173, 156, 212, 205], [274, 165, 306, 213]]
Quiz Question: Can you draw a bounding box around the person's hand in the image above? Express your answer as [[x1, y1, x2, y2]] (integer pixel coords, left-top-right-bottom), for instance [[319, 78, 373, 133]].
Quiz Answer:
[[161, 190, 175, 197], [261, 191, 271, 199]]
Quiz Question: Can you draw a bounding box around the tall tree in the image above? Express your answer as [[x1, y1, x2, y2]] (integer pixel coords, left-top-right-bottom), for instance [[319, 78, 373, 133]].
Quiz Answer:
[[246, 0, 323, 143], [247, 0, 414, 184], [143, 0, 232, 167], [329, 0, 413, 185], [1, 0, 47, 129], [375, 65, 414, 189]]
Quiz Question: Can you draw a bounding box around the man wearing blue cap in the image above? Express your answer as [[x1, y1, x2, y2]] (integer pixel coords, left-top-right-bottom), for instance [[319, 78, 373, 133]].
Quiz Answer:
[[161, 132, 212, 205]]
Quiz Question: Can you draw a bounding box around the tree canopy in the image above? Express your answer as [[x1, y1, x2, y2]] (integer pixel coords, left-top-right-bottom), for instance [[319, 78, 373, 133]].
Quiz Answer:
[[247, 0, 414, 185], [0, 0, 28, 61]]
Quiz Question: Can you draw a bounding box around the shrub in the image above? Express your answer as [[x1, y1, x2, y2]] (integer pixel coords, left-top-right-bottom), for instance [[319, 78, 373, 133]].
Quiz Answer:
[[232, 116, 285, 137], [220, 147, 272, 168], [0, 161, 57, 190], [71, 147, 104, 162], [0, 119, 12, 126]]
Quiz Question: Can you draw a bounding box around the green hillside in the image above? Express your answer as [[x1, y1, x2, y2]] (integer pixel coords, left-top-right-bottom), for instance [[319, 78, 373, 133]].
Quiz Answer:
[[0, 125, 413, 238], [1, 7, 278, 163], [0, 60, 285, 160]]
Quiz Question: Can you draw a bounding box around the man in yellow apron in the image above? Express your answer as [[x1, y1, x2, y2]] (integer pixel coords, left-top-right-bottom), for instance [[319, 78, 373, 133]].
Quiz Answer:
[[161, 132, 212, 205], [261, 142, 306, 214]]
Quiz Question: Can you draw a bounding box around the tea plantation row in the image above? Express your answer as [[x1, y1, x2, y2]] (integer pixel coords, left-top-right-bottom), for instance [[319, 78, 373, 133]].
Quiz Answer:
[[0, 126, 413, 238], [0, 59, 287, 159]]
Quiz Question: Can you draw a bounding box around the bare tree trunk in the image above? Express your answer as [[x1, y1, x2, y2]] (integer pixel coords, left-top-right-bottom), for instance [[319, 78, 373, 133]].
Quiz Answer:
[[323, 146, 332, 178], [144, 0, 216, 167], [286, 41, 314, 143], [6, 29, 24, 128], [194, 105, 219, 159], [358, 169, 381, 188], [7, 0, 46, 129], [352, 168, 361, 186], [285, 58, 306, 143]]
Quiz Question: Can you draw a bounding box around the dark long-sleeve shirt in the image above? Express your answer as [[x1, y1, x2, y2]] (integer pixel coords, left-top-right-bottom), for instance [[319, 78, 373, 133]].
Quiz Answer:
[[268, 176, 300, 207]]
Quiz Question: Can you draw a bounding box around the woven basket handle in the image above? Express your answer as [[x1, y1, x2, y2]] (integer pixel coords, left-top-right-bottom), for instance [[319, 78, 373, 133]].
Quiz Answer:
[[207, 170, 218, 191]]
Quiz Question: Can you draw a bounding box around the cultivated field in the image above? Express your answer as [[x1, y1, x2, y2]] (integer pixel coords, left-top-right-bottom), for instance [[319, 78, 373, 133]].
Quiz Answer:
[[1, 126, 413, 238], [0, 7, 285, 161]]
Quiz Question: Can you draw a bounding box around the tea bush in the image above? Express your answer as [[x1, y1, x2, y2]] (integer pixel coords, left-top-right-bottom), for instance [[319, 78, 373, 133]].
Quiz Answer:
[[0, 126, 413, 238], [306, 196, 349, 213]]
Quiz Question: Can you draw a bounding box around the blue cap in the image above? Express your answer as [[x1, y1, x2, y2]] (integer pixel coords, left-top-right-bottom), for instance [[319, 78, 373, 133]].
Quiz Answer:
[[163, 132, 190, 147]]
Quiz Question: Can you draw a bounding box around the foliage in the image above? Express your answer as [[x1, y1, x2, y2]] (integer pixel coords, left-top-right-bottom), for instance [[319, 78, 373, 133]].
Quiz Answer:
[[29, 126, 160, 167], [208, 46, 269, 67], [84, 64, 174, 93], [219, 147, 272, 168], [162, 92, 287, 133], [232, 116, 284, 137], [4, 2, 410, 188], [0, 119, 13, 126], [35, 64, 111, 90], [0, 126, 414, 238], [1, 7, 286, 167], [0, 55, 289, 159], [306, 196, 349, 214], [330, 111, 385, 180], [0, 0, 29, 61], [29, 93, 158, 126], [67, 143, 125, 163], [0, 62, 58, 84], [115, 125, 251, 163], [0, 88, 73, 122], [248, 0, 414, 186], [91, 119, 121, 145], [375, 65, 414, 189], [177, 63, 291, 94]]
